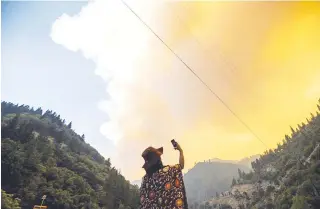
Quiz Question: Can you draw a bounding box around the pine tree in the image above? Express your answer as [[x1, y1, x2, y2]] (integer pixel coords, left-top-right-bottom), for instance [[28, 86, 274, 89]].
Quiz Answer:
[[35, 107, 43, 115], [285, 134, 291, 142], [9, 113, 20, 129], [41, 110, 50, 119], [231, 178, 236, 187], [238, 168, 242, 179], [290, 126, 295, 134], [311, 112, 315, 119], [67, 122, 72, 129]]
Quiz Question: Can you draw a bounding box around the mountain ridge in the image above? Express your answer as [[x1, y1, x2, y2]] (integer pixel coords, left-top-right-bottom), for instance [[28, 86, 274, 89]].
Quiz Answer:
[[131, 155, 260, 188], [184, 160, 252, 204], [209, 154, 260, 167]]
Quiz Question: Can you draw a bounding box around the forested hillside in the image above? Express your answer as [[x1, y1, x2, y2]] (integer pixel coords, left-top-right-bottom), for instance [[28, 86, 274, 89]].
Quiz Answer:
[[201, 99, 320, 209], [1, 101, 139, 209]]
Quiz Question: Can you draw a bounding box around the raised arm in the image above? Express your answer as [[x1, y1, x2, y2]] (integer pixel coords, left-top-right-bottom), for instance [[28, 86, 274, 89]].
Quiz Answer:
[[176, 142, 185, 169]]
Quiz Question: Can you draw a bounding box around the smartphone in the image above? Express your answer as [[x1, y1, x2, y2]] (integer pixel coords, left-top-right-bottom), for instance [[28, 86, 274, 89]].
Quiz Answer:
[[171, 139, 178, 149]]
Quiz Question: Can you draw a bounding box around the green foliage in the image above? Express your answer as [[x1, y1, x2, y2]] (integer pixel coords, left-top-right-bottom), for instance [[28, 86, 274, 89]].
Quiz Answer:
[[1, 101, 139, 209], [266, 185, 275, 195], [291, 196, 309, 209], [220, 204, 232, 209], [1, 190, 21, 209]]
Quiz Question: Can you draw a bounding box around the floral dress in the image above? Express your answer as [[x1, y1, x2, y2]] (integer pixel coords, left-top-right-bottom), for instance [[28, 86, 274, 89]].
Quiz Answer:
[[140, 164, 188, 209]]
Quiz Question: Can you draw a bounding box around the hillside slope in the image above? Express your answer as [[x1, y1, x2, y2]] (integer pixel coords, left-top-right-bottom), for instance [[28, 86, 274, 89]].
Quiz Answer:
[[201, 99, 320, 209], [1, 101, 139, 209]]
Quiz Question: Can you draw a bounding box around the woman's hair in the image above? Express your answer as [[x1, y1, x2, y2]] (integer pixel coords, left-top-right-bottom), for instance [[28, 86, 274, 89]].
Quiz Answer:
[[142, 147, 164, 176]]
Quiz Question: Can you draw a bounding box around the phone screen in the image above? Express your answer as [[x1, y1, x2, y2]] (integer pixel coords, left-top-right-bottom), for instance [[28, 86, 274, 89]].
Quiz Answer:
[[171, 139, 177, 148]]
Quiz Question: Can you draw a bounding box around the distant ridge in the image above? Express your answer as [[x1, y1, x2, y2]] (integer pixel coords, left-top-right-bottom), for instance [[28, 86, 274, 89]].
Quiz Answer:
[[209, 154, 260, 168], [131, 179, 142, 188], [132, 155, 260, 190]]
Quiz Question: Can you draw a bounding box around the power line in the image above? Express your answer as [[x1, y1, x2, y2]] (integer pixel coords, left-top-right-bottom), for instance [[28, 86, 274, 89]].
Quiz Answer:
[[175, 4, 237, 75], [120, 0, 269, 149]]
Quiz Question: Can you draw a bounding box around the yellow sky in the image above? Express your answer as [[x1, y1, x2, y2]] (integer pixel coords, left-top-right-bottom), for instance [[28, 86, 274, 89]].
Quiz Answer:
[[52, 1, 320, 181], [129, 1, 320, 174]]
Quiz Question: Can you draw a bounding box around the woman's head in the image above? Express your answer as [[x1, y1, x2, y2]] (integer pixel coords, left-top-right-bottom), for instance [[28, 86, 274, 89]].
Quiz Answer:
[[142, 147, 163, 175]]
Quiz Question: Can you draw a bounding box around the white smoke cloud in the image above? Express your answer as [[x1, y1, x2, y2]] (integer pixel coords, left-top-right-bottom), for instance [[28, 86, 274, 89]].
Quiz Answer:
[[51, 0, 155, 144], [50, 0, 230, 180]]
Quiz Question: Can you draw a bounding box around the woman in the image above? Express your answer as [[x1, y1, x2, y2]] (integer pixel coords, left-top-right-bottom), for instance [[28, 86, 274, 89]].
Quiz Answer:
[[139, 141, 188, 209]]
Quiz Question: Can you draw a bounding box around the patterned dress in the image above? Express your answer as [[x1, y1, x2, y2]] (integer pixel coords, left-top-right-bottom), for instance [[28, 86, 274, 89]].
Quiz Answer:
[[140, 164, 188, 209]]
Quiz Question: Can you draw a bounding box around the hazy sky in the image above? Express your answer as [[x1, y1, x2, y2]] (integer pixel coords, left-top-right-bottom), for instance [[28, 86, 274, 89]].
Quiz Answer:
[[1, 1, 116, 157], [2, 1, 320, 181]]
